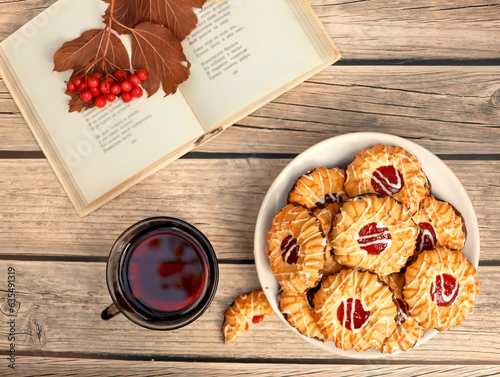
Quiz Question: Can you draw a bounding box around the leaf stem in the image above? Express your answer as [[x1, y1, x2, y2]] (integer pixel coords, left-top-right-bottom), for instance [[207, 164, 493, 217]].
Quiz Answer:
[[99, 0, 115, 72]]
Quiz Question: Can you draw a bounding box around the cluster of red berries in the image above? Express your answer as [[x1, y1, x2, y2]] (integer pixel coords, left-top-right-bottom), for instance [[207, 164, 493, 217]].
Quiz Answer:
[[66, 69, 149, 108]]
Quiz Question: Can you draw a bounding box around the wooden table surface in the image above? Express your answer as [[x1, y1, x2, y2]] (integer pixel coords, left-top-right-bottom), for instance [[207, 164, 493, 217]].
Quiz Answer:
[[1, 0, 500, 376]]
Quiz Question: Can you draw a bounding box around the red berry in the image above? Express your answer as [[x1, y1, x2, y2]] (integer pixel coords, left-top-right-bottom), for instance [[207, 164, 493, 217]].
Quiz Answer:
[[114, 70, 126, 81], [80, 83, 88, 91], [73, 76, 83, 87], [129, 74, 141, 86], [121, 81, 133, 92], [87, 77, 99, 88], [95, 95, 107, 108], [106, 93, 116, 102], [122, 92, 133, 103], [137, 69, 148, 81], [110, 83, 122, 95], [99, 80, 111, 94], [67, 81, 76, 92], [90, 87, 101, 97], [131, 85, 143, 98], [80, 90, 92, 102], [92, 72, 103, 80], [106, 77, 115, 85]]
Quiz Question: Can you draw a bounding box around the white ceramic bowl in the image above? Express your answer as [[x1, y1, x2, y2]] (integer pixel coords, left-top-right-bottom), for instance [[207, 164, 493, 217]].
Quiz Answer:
[[254, 132, 479, 358]]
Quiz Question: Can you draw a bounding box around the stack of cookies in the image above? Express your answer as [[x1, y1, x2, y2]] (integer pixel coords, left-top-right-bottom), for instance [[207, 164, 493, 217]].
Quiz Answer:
[[267, 144, 479, 353]]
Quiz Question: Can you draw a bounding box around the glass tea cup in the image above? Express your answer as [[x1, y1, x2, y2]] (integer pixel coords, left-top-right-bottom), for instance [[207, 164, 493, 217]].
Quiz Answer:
[[101, 217, 219, 330]]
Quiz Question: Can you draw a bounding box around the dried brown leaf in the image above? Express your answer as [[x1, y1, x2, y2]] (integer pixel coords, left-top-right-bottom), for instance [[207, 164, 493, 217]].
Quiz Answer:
[[130, 22, 190, 97], [105, 0, 206, 40], [103, 0, 140, 35], [53, 29, 130, 75]]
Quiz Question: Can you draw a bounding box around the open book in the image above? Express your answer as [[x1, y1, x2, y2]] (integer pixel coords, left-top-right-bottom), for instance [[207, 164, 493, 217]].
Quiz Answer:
[[0, 0, 341, 217]]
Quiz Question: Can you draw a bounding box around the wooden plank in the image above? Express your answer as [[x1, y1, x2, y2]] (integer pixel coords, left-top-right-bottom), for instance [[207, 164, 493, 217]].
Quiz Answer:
[[1, 0, 499, 60], [5, 358, 500, 377], [0, 262, 497, 362], [311, 0, 500, 60], [1, 66, 500, 154], [0, 158, 498, 260]]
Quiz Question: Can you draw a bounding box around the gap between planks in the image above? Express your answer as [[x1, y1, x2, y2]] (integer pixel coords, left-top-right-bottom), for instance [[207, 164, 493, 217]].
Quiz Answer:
[[0, 255, 497, 267], [2, 151, 500, 161], [9, 351, 500, 366]]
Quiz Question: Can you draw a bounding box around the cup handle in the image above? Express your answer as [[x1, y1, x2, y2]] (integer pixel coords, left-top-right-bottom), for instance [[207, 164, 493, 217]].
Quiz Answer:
[[101, 303, 121, 320]]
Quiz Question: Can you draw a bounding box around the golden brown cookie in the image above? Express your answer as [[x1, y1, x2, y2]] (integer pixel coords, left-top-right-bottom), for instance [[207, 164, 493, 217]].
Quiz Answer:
[[403, 247, 479, 331], [331, 195, 418, 276], [380, 272, 405, 300], [323, 256, 344, 277], [381, 316, 426, 354], [222, 290, 274, 344], [380, 272, 408, 324], [312, 269, 398, 351], [267, 204, 326, 293], [313, 203, 340, 260], [280, 289, 323, 340], [288, 167, 346, 209], [379, 273, 426, 353], [313, 203, 344, 277], [413, 196, 466, 252], [344, 145, 429, 214]]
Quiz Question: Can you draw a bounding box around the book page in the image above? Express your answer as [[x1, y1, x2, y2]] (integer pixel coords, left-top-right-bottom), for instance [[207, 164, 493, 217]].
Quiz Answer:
[[0, 0, 203, 205], [181, 0, 323, 130]]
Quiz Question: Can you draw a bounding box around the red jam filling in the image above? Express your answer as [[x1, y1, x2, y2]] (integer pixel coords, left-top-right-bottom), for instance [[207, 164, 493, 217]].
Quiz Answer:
[[431, 273, 459, 307], [252, 315, 265, 324], [281, 235, 299, 264], [357, 222, 392, 255], [337, 298, 370, 330], [371, 166, 404, 195], [416, 222, 437, 252]]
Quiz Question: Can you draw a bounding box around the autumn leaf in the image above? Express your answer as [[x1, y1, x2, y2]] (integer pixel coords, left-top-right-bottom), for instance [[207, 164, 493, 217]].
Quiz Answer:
[[130, 22, 191, 97], [102, 0, 140, 35], [53, 29, 130, 75], [105, 0, 207, 40]]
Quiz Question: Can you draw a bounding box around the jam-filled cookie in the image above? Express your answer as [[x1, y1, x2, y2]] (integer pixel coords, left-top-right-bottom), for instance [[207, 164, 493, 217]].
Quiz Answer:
[[331, 195, 418, 276], [313, 203, 340, 260], [280, 289, 323, 340], [267, 204, 327, 293], [403, 247, 479, 331], [413, 196, 466, 252], [222, 290, 274, 344], [288, 167, 346, 209], [344, 145, 429, 214], [312, 269, 398, 351]]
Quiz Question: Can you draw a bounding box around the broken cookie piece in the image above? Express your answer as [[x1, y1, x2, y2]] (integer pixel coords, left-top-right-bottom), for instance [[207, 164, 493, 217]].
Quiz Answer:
[[222, 289, 274, 344]]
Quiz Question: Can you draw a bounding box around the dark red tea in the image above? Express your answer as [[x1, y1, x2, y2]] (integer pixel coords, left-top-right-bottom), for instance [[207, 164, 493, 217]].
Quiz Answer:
[[120, 227, 209, 316]]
